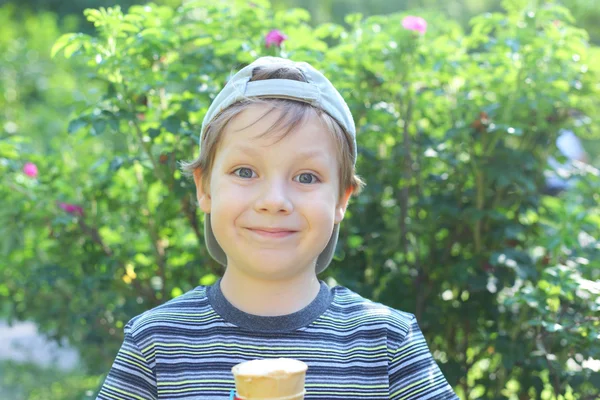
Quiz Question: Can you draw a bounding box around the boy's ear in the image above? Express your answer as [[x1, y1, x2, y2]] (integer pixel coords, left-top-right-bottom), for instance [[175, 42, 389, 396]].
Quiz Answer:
[[334, 187, 353, 224], [192, 168, 211, 213]]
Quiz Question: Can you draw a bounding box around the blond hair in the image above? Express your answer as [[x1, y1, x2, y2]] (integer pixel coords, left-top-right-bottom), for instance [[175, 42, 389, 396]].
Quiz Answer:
[[180, 64, 365, 198]]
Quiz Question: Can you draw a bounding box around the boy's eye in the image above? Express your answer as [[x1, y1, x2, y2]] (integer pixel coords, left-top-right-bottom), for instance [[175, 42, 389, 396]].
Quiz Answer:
[[294, 173, 320, 184], [233, 167, 256, 179], [232, 169, 319, 183]]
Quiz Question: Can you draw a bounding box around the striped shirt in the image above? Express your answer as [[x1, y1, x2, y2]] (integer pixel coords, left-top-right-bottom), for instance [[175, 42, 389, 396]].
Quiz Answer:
[[97, 280, 458, 399]]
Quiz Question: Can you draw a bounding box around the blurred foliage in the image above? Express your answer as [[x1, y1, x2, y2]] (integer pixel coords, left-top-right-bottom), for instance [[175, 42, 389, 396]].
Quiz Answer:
[[0, 5, 82, 154], [272, 0, 600, 45], [1, 0, 600, 399], [272, 0, 504, 31], [5, 0, 600, 44], [3, 0, 180, 34], [0, 359, 102, 400]]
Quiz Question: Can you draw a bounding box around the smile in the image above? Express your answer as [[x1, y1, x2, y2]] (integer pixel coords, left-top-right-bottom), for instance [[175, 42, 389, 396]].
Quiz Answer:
[[246, 228, 298, 239]]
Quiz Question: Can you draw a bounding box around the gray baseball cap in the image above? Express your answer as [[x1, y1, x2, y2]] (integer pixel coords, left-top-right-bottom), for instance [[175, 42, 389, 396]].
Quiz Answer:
[[200, 56, 356, 274]]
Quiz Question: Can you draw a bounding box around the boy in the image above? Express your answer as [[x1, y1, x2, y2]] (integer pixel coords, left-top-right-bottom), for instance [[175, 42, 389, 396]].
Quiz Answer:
[[97, 57, 459, 399]]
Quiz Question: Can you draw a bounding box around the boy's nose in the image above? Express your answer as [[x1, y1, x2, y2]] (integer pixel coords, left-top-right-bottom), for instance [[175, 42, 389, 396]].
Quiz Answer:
[[254, 180, 293, 214]]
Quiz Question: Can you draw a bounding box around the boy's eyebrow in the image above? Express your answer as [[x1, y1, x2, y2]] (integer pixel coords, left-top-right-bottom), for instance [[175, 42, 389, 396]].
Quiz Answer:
[[227, 144, 261, 157], [228, 145, 329, 161], [292, 149, 330, 161]]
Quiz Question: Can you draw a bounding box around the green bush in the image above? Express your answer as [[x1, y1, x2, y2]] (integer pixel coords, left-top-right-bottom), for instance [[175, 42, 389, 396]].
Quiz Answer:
[[0, 359, 102, 400], [3, 0, 599, 398]]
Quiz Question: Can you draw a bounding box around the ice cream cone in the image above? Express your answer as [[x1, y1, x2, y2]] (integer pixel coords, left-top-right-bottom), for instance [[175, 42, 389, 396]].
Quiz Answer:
[[232, 358, 308, 400]]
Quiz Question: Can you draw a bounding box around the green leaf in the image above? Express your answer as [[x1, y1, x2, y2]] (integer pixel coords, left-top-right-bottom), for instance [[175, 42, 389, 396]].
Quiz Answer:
[[51, 33, 77, 58], [109, 157, 124, 171], [171, 287, 183, 298], [347, 235, 363, 248], [314, 23, 345, 39], [68, 117, 89, 134], [148, 128, 161, 139], [120, 23, 139, 33], [200, 274, 218, 286], [84, 9, 103, 24], [63, 41, 83, 59], [108, 118, 119, 132], [344, 13, 363, 26], [92, 119, 107, 135], [162, 116, 181, 134]]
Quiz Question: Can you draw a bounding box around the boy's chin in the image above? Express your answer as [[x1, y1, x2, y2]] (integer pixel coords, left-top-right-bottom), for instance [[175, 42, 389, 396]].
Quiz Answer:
[[230, 260, 317, 280]]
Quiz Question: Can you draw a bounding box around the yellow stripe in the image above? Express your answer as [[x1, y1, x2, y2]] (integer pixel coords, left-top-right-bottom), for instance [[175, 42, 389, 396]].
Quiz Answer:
[[104, 384, 148, 400], [390, 376, 431, 398], [306, 383, 388, 389], [392, 338, 421, 356], [308, 391, 384, 396], [141, 314, 219, 324], [159, 387, 231, 394], [120, 350, 151, 367], [152, 341, 386, 354], [144, 314, 218, 322], [156, 381, 387, 391], [393, 344, 424, 363], [157, 379, 233, 387], [312, 318, 392, 330], [149, 310, 215, 317], [116, 353, 152, 374], [153, 349, 386, 360], [318, 312, 391, 324], [399, 382, 436, 400], [158, 388, 388, 396], [99, 390, 124, 400]]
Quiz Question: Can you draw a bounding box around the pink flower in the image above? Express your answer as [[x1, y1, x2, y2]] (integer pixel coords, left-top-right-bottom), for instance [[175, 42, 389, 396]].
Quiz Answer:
[[58, 202, 84, 216], [23, 162, 38, 178], [402, 16, 427, 34], [265, 29, 288, 48]]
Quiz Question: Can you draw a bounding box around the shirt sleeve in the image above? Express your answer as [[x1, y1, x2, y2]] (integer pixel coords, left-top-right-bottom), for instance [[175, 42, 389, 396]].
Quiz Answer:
[[389, 314, 459, 400], [96, 321, 158, 400]]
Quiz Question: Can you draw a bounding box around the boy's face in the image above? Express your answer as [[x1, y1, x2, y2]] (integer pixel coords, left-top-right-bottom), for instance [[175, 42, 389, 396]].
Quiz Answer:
[[194, 103, 351, 280]]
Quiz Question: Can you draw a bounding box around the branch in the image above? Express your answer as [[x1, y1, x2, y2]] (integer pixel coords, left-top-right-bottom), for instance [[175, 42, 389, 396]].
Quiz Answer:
[[536, 329, 562, 396], [5, 181, 35, 200], [130, 119, 164, 182], [474, 169, 484, 253], [132, 164, 168, 300], [78, 219, 113, 257], [398, 91, 413, 259], [181, 195, 203, 245]]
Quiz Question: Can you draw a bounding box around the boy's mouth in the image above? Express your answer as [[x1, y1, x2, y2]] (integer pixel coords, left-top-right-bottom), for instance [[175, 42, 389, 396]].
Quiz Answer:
[[246, 227, 298, 238]]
